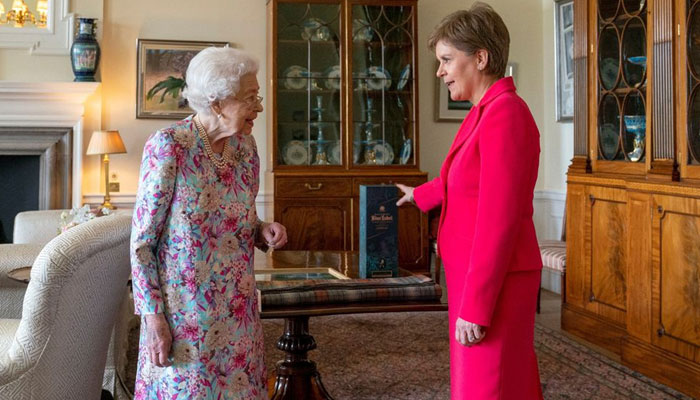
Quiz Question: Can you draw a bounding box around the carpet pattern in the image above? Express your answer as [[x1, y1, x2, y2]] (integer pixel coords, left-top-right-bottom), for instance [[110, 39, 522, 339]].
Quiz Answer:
[[126, 312, 693, 399]]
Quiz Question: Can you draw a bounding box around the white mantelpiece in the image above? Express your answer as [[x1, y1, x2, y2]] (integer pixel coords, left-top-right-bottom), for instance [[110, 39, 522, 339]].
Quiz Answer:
[[0, 81, 101, 207]]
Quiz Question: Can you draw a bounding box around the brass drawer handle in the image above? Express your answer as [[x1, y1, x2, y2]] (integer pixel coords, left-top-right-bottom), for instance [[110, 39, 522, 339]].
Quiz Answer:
[[304, 183, 323, 191]]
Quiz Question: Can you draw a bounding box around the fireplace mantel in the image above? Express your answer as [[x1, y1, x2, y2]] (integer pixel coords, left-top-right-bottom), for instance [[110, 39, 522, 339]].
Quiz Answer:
[[0, 81, 101, 208]]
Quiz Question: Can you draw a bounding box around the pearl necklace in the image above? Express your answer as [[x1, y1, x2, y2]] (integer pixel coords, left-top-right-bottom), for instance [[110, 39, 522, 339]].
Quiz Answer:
[[193, 115, 233, 170]]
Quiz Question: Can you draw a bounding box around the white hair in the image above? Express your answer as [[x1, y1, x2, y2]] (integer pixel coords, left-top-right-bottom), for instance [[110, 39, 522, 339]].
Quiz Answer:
[[182, 47, 259, 115]]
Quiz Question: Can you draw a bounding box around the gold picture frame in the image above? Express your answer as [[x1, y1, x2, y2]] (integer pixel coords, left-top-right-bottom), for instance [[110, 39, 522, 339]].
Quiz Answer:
[[136, 39, 229, 119]]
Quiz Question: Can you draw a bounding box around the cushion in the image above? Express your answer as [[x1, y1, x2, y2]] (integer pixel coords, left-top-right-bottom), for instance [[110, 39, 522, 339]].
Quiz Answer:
[[258, 275, 443, 307], [539, 239, 566, 273]]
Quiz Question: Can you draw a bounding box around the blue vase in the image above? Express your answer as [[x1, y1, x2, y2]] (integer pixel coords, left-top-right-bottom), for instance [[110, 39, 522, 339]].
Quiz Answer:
[[70, 18, 100, 82]]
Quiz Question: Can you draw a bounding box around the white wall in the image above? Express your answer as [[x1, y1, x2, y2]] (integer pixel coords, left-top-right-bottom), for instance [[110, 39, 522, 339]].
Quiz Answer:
[[538, 0, 572, 240], [0, 0, 572, 232], [417, 0, 546, 185], [99, 0, 269, 209]]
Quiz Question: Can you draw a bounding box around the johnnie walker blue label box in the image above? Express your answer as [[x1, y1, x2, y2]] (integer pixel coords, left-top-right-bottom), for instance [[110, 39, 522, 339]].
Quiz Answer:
[[359, 185, 399, 278]]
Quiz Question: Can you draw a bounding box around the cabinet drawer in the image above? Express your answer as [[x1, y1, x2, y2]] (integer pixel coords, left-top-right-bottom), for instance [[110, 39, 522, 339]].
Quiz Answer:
[[352, 176, 427, 196], [276, 177, 352, 198]]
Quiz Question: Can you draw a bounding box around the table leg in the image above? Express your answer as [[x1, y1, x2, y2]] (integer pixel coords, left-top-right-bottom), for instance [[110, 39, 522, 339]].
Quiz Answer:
[[270, 316, 334, 400]]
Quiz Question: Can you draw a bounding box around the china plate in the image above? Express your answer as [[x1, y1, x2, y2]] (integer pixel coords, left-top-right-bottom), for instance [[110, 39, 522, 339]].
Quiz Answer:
[[370, 141, 394, 165], [324, 65, 341, 90], [283, 65, 309, 90], [400, 138, 412, 165], [396, 64, 411, 90], [282, 140, 308, 165], [627, 56, 646, 66], [366, 66, 392, 90], [301, 18, 331, 41], [352, 18, 373, 42]]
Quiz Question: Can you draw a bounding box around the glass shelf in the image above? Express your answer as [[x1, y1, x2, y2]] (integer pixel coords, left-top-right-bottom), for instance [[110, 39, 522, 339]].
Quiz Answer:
[[596, 0, 647, 164], [350, 4, 415, 167], [274, 1, 417, 168]]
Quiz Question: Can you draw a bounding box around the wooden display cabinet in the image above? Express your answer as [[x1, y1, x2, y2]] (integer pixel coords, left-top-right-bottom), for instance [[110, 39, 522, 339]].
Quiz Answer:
[[565, 0, 700, 396], [267, 0, 429, 272]]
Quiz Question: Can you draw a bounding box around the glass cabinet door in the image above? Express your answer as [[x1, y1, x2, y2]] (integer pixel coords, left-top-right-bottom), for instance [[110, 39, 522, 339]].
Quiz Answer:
[[351, 4, 416, 166], [596, 0, 647, 162], [276, 2, 342, 166], [687, 0, 700, 165]]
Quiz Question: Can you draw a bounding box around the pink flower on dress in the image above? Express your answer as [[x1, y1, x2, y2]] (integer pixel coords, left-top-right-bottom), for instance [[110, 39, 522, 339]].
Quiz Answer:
[[219, 168, 235, 186]]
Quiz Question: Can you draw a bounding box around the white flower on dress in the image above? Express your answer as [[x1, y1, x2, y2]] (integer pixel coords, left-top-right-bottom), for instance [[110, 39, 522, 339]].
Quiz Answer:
[[195, 261, 210, 286], [172, 341, 198, 363], [220, 233, 240, 257], [173, 128, 195, 149], [204, 321, 230, 349], [164, 291, 184, 313], [135, 247, 153, 265], [198, 185, 219, 212], [231, 371, 250, 393], [160, 162, 176, 180], [239, 274, 255, 298], [231, 202, 247, 217]]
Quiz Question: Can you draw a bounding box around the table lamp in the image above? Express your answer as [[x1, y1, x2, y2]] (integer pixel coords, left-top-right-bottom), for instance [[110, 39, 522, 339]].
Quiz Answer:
[[86, 130, 126, 209]]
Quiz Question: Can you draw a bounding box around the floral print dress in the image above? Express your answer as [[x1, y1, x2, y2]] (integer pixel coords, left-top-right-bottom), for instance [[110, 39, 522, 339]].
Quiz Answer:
[[130, 117, 267, 399]]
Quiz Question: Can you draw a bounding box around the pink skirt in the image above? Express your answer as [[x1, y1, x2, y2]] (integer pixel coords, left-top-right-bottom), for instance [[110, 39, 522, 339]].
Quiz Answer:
[[446, 268, 543, 400]]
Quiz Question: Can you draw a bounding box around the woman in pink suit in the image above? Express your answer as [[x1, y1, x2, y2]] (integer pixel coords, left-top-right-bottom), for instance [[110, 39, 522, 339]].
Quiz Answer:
[[397, 3, 543, 399]]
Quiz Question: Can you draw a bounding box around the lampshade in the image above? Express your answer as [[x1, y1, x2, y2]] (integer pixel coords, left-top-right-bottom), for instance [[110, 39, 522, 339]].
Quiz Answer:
[[11, 0, 26, 13], [86, 130, 127, 155], [36, 0, 48, 13]]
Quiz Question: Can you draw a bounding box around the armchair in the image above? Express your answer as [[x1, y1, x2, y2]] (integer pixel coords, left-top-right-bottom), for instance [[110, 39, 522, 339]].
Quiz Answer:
[[0, 213, 132, 399], [0, 210, 67, 319]]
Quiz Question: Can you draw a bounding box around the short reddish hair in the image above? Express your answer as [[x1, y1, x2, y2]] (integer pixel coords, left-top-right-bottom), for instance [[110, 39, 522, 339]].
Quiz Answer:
[[428, 2, 510, 78]]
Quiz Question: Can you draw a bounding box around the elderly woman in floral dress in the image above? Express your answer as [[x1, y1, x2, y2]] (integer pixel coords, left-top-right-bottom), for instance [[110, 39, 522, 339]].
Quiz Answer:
[[130, 47, 287, 399]]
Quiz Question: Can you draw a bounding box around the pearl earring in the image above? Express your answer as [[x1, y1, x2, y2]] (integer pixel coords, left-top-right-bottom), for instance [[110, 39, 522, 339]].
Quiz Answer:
[[217, 113, 223, 119]]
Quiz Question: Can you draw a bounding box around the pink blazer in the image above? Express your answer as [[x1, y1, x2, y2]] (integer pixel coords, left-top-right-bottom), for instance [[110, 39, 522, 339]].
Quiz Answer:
[[414, 77, 541, 327]]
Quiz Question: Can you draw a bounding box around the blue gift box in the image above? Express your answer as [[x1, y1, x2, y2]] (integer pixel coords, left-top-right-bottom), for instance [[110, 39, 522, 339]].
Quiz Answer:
[[359, 185, 399, 278]]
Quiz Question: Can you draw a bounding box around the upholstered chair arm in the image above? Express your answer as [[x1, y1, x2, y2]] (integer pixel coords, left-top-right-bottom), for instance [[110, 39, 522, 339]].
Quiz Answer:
[[0, 244, 44, 319]]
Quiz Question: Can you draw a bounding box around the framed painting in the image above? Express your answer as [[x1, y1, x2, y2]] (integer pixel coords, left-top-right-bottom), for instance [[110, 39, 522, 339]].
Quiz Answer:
[[555, 0, 574, 122], [136, 39, 229, 119], [435, 62, 515, 122]]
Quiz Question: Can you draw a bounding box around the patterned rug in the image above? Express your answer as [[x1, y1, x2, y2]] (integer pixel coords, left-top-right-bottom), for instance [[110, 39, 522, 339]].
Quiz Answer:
[[125, 312, 692, 399]]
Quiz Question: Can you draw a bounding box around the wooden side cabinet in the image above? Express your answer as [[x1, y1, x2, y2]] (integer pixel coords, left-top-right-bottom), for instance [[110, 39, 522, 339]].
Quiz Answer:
[[565, 0, 700, 396], [275, 198, 351, 250]]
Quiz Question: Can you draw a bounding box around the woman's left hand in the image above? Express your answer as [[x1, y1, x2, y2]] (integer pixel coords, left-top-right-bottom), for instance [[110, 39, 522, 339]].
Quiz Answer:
[[261, 222, 288, 249], [455, 317, 487, 347]]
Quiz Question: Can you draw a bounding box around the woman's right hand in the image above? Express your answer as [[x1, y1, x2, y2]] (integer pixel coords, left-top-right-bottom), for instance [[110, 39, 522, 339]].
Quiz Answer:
[[395, 183, 415, 206], [144, 313, 173, 367]]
